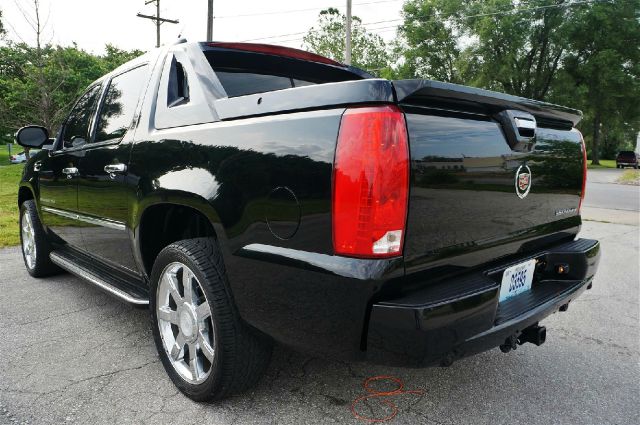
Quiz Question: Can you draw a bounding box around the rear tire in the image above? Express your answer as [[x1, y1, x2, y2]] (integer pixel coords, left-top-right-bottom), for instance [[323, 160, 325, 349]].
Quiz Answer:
[[19, 200, 61, 277], [150, 237, 272, 401]]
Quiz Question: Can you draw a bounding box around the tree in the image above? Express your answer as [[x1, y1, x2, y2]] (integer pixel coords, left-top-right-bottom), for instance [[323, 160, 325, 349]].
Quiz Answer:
[[303, 8, 391, 75], [398, 0, 639, 160], [0, 8, 6, 36], [560, 1, 640, 164], [400, 0, 576, 99], [0, 43, 100, 131], [397, 0, 462, 82], [464, 0, 574, 99], [0, 43, 143, 138], [0, 1, 144, 146], [101, 44, 145, 73]]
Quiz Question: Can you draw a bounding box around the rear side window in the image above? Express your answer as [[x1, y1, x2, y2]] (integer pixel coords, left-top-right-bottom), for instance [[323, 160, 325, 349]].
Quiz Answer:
[[215, 72, 308, 97], [94, 65, 148, 143], [167, 57, 189, 107], [61, 84, 102, 149], [204, 50, 363, 98]]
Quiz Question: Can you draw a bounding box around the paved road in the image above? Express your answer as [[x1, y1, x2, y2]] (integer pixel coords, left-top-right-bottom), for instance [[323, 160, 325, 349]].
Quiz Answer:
[[584, 169, 639, 211], [1, 218, 638, 425]]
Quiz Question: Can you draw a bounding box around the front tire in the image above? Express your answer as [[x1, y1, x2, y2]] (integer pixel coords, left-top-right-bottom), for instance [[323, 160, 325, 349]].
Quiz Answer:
[[19, 200, 60, 277], [150, 238, 272, 401]]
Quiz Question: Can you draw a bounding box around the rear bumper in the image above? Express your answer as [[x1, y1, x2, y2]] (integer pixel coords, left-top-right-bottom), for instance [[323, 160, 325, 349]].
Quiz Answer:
[[366, 238, 600, 366]]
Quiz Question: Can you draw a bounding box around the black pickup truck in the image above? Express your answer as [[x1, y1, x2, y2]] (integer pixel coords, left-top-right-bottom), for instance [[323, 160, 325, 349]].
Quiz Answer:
[[15, 41, 600, 401]]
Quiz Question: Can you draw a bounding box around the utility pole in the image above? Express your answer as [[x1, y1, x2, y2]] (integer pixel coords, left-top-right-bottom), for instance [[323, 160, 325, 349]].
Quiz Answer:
[[207, 0, 214, 41], [137, 0, 179, 48], [345, 0, 352, 65]]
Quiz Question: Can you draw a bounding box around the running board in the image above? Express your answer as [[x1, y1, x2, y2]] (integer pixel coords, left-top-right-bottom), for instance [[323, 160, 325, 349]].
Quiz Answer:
[[50, 250, 149, 306]]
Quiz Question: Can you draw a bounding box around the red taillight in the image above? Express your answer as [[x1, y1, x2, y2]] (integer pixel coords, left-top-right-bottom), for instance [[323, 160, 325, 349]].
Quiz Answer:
[[579, 131, 587, 213], [332, 105, 410, 258], [208, 42, 343, 66]]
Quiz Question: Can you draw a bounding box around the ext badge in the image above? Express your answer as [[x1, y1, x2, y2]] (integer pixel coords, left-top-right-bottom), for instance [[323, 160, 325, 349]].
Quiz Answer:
[[515, 165, 532, 199]]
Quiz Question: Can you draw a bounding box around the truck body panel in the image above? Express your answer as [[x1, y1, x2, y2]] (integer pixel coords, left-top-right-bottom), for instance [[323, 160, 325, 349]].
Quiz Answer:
[[18, 41, 599, 365]]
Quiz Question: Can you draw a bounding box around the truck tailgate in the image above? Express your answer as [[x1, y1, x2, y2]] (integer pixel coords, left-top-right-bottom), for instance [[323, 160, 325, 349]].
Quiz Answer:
[[393, 79, 585, 276]]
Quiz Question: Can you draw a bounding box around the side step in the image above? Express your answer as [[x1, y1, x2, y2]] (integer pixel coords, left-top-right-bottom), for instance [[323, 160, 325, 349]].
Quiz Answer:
[[50, 250, 149, 306]]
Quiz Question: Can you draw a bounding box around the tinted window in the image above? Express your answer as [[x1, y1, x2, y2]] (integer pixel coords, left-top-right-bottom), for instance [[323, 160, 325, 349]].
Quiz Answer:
[[204, 50, 363, 98], [61, 85, 102, 149], [94, 65, 148, 143], [215, 72, 309, 97], [167, 58, 189, 107]]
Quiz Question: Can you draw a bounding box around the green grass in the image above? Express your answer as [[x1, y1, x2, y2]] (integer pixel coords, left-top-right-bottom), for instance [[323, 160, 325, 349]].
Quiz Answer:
[[0, 147, 11, 165], [0, 164, 23, 247], [617, 169, 640, 185], [587, 159, 616, 169], [0, 145, 32, 165]]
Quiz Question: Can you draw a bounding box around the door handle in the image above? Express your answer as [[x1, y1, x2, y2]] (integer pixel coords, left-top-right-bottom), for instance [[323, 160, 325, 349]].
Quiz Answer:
[[62, 167, 78, 179], [104, 163, 127, 179]]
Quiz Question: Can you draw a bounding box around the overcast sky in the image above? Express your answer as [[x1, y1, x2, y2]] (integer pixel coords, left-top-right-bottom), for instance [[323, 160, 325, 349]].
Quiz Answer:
[[1, 0, 404, 54]]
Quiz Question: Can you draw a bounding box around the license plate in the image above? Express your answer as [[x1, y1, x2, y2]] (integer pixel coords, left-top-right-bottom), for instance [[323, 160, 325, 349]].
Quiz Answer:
[[498, 259, 536, 302]]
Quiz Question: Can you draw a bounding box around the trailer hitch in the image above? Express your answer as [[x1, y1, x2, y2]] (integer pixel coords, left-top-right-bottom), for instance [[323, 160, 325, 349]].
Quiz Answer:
[[518, 325, 547, 347], [500, 324, 547, 353], [499, 334, 519, 353]]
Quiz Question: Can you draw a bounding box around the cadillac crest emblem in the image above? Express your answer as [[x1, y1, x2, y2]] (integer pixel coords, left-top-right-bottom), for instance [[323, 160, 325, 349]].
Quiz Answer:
[[515, 165, 532, 199]]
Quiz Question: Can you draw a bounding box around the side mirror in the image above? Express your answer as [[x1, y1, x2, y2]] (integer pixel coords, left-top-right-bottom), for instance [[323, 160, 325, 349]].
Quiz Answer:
[[15, 126, 49, 148]]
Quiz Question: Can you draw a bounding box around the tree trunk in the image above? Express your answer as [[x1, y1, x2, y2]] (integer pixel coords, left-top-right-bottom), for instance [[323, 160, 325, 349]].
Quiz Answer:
[[592, 111, 601, 165]]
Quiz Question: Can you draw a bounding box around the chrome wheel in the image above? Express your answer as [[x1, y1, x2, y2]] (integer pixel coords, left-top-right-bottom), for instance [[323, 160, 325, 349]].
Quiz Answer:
[[157, 262, 216, 384], [21, 210, 36, 270]]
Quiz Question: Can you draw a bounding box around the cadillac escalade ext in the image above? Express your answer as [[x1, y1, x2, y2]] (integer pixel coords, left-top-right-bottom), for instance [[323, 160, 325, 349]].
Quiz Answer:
[[15, 41, 600, 401]]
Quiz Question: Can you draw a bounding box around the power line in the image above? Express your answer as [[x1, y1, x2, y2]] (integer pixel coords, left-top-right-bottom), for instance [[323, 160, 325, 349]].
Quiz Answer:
[[243, 0, 604, 43], [239, 23, 397, 43], [355, 0, 608, 27], [238, 18, 402, 42], [214, 0, 402, 19], [243, 0, 614, 49], [240, 31, 308, 43], [265, 24, 399, 46]]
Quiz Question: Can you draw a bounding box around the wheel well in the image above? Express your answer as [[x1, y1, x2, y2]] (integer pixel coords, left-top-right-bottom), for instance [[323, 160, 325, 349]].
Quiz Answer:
[[18, 187, 34, 207], [139, 204, 216, 276]]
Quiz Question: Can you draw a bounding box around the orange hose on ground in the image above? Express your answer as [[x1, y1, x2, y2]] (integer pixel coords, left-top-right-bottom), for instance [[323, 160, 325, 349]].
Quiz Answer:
[[350, 375, 425, 423]]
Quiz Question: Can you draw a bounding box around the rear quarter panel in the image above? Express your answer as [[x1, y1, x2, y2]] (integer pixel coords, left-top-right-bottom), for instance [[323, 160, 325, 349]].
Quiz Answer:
[[129, 108, 399, 358], [130, 109, 340, 253]]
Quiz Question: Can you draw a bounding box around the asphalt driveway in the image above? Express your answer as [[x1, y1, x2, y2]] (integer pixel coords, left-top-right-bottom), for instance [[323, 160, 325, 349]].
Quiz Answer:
[[583, 168, 639, 212], [1, 217, 638, 425], [0, 160, 638, 425]]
